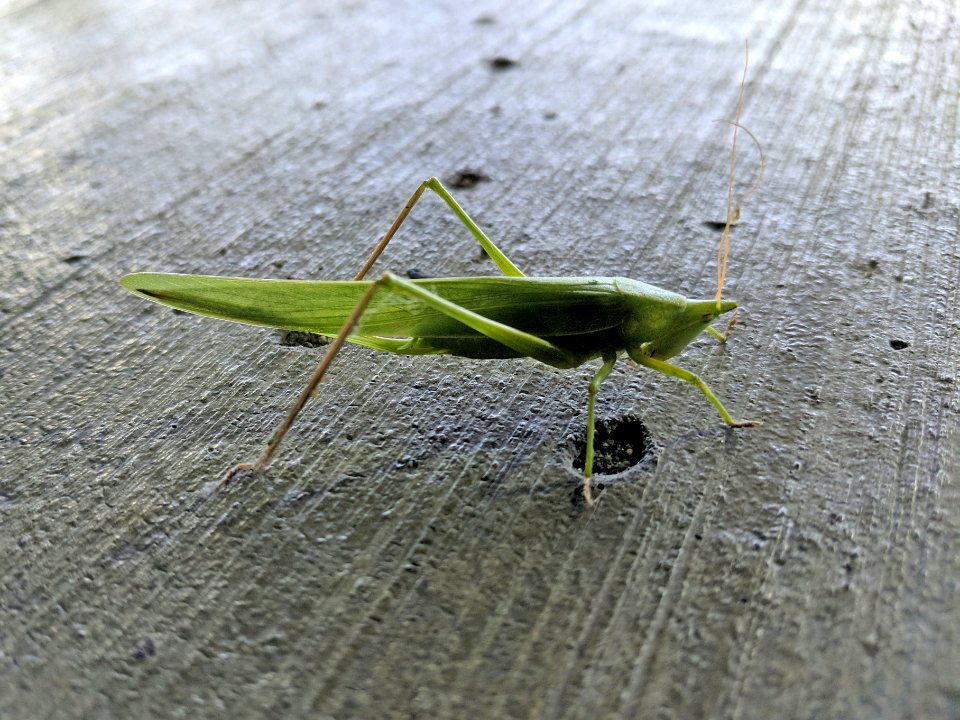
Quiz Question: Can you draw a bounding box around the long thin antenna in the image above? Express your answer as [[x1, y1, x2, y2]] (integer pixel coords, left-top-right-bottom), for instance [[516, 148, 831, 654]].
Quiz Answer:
[[716, 40, 754, 307]]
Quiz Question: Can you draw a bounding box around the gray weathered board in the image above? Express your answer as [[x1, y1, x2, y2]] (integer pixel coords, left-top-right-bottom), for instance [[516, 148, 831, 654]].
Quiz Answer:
[[2, 1, 957, 718]]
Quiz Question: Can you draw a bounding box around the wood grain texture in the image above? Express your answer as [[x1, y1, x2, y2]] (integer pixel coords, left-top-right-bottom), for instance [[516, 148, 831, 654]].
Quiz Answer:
[[1, 1, 957, 718]]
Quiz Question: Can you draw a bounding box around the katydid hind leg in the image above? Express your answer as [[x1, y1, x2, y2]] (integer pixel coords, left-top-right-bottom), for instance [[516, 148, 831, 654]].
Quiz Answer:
[[219, 279, 384, 487], [633, 355, 761, 428], [423, 177, 525, 277], [377, 272, 580, 368], [222, 174, 532, 488], [220, 271, 579, 489], [353, 181, 431, 280], [354, 177, 525, 281], [582, 351, 618, 505]]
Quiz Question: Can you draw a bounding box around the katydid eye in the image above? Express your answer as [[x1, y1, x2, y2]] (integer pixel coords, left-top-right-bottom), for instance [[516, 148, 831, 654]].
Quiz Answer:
[[701, 313, 714, 322]]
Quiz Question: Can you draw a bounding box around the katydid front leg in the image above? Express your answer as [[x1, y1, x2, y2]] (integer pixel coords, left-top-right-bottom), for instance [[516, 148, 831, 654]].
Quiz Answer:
[[633, 355, 760, 428], [706, 309, 739, 342]]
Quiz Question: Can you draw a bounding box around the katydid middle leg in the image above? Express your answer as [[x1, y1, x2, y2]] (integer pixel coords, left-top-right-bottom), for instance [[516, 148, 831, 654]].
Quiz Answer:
[[353, 274, 611, 501], [374, 273, 623, 501], [582, 351, 618, 505]]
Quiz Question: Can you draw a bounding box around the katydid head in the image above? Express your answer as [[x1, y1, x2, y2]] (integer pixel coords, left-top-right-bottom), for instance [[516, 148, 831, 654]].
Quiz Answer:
[[626, 297, 737, 362]]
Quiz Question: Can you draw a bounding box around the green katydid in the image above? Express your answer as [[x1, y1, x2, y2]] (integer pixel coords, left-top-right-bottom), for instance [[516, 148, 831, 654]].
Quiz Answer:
[[121, 52, 762, 505]]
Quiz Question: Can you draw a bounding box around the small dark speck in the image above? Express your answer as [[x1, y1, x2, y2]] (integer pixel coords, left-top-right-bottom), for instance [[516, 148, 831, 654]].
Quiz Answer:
[[867, 258, 879, 269], [62, 253, 89, 264], [171, 308, 187, 315], [889, 339, 910, 350], [543, 110, 557, 121], [394, 455, 418, 470], [488, 56, 517, 71], [312, 100, 326, 110], [448, 169, 490, 189], [702, 219, 737, 231], [406, 268, 435, 279], [132, 638, 156, 661], [278, 330, 329, 348], [474, 14, 496, 25]]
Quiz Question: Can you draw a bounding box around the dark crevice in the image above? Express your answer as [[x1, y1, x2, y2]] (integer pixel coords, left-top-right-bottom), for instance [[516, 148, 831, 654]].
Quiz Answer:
[[571, 415, 658, 476]]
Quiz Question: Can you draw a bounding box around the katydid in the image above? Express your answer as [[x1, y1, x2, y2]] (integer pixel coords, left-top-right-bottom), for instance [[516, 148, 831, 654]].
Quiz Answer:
[[121, 59, 761, 505]]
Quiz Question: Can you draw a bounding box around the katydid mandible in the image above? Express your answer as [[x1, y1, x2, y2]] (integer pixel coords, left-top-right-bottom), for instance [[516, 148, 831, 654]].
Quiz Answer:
[[121, 55, 762, 505]]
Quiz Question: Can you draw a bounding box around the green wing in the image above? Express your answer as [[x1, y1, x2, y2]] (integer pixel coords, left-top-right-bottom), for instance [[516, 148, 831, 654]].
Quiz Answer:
[[120, 273, 631, 340]]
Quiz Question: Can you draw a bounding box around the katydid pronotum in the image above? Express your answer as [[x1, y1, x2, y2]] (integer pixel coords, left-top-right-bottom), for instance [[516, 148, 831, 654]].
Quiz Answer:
[[121, 53, 762, 505]]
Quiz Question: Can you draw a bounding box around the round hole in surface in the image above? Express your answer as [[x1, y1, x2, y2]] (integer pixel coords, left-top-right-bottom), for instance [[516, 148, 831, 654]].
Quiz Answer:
[[571, 415, 657, 476]]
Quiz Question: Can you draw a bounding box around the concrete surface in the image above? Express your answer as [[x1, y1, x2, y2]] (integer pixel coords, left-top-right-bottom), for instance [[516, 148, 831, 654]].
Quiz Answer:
[[1, 0, 958, 718]]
